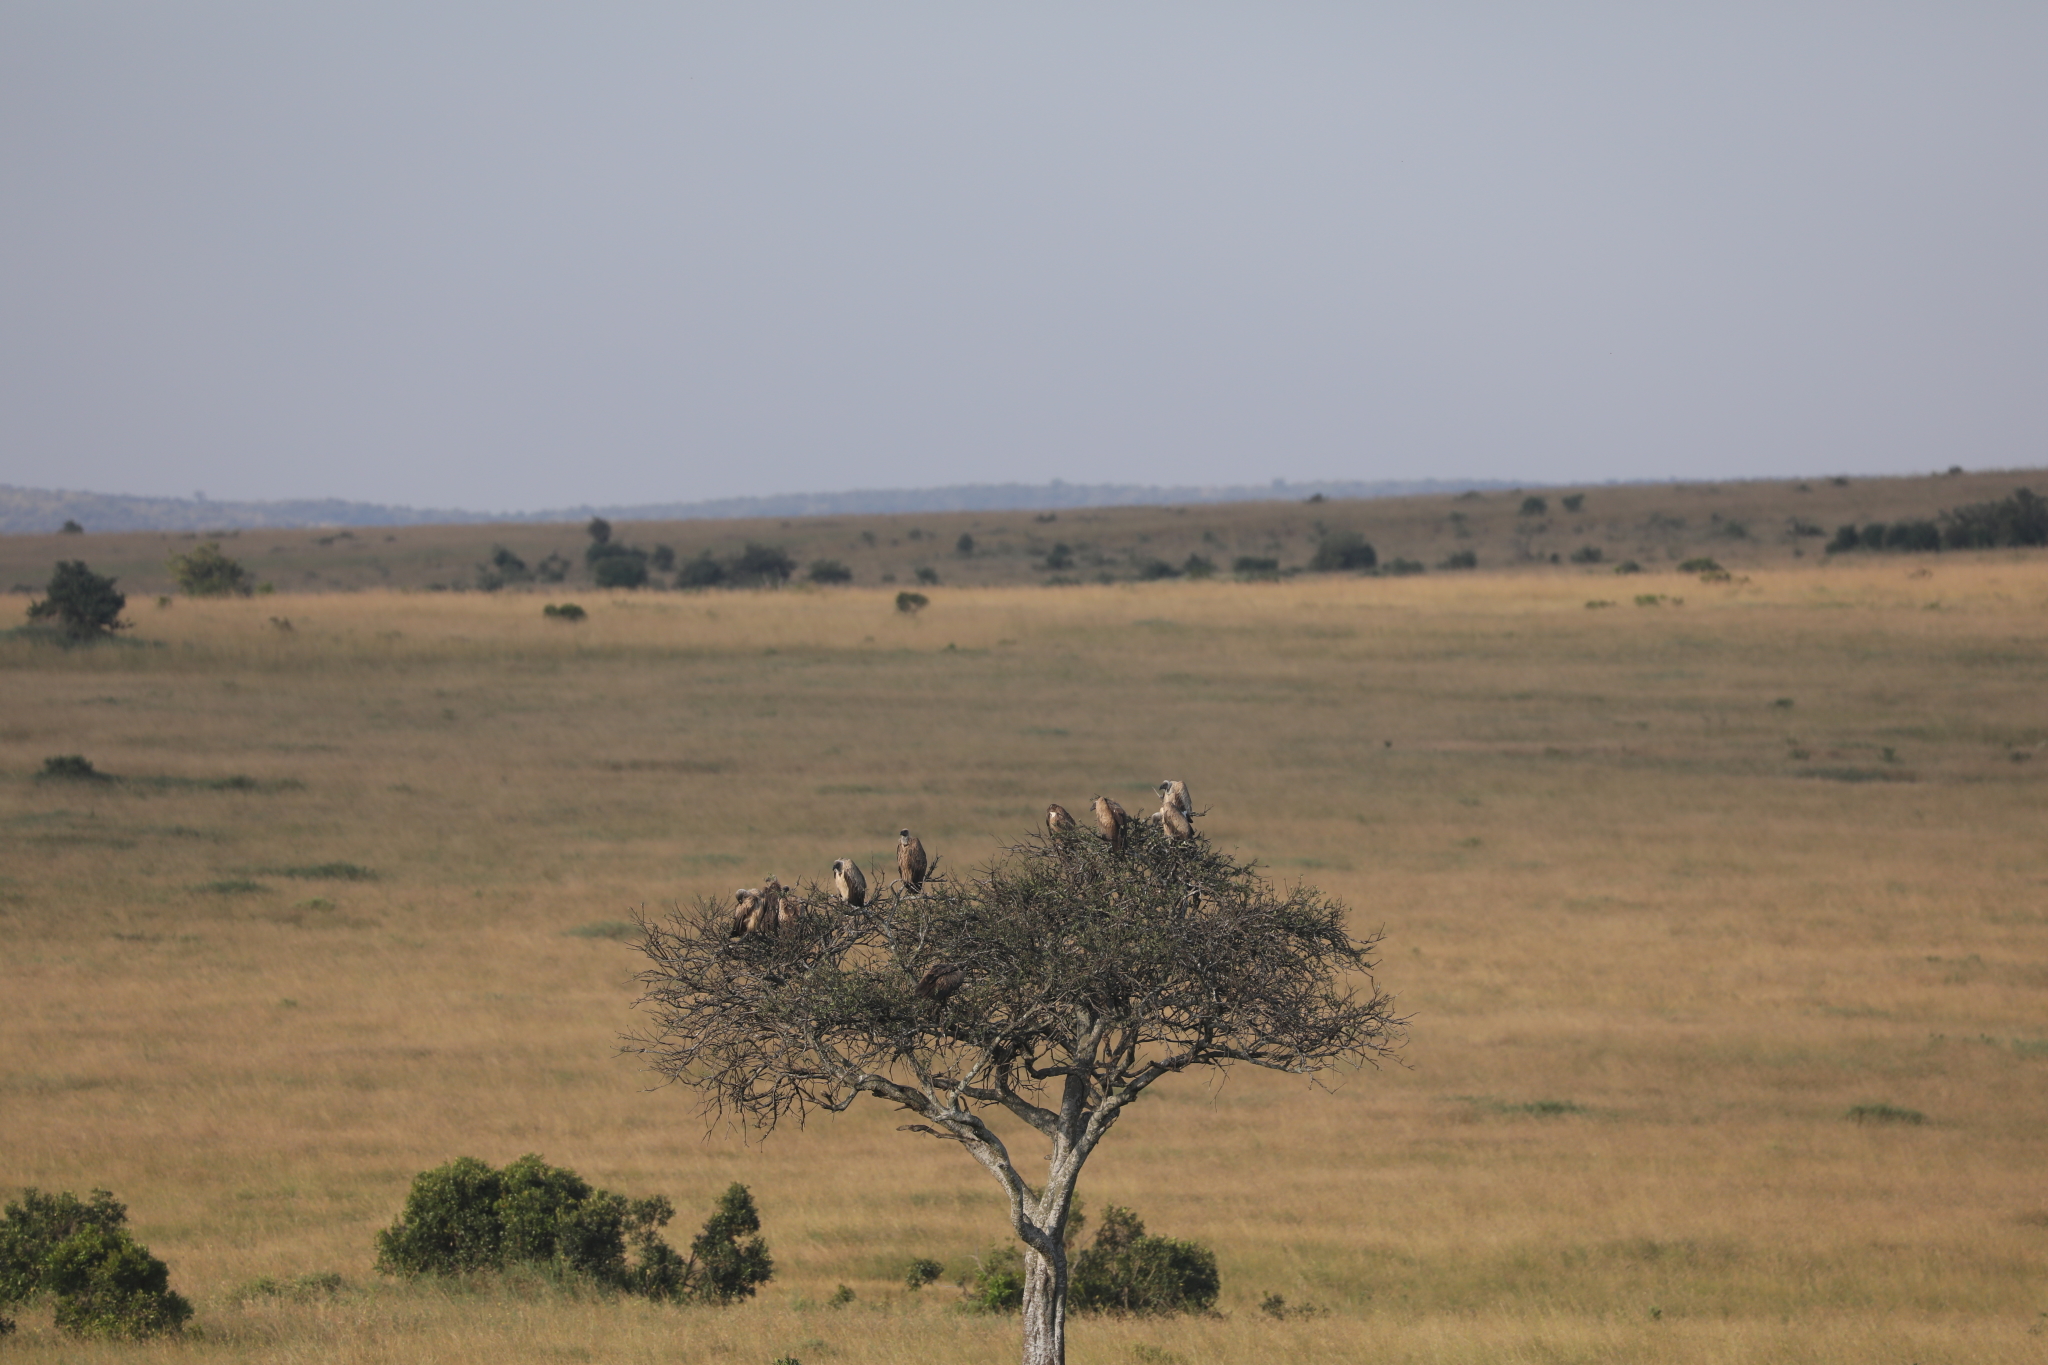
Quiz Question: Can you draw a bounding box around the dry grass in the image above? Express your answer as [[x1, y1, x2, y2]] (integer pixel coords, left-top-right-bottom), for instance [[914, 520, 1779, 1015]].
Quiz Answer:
[[4, 554, 2047, 1362]]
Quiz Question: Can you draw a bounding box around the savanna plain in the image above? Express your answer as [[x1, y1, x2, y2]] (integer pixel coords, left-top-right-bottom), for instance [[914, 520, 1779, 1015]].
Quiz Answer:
[[3, 552, 2046, 1364]]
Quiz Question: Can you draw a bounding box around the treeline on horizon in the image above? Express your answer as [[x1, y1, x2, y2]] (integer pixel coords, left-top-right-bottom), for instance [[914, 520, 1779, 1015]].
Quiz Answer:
[[1823, 487, 2048, 555]]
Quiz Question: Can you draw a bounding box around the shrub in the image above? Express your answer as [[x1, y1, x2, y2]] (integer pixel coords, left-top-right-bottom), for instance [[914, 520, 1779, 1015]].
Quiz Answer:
[[1568, 545, 1604, 564], [1181, 554, 1215, 579], [40, 755, 106, 781], [1560, 494, 1584, 513], [915, 566, 940, 585], [26, 561, 128, 637], [1518, 496, 1548, 516], [963, 1244, 1026, 1313], [1308, 531, 1376, 572], [1, 1188, 191, 1339], [1826, 524, 1861, 554], [956, 533, 975, 556], [1437, 549, 1477, 570], [586, 517, 612, 546], [1232, 555, 1280, 578], [1677, 557, 1722, 574], [1886, 520, 1941, 552], [60, 519, 84, 534], [534, 552, 571, 583], [904, 1257, 943, 1290], [808, 560, 853, 584], [168, 542, 250, 597], [475, 546, 530, 592], [374, 1156, 761, 1303], [1613, 560, 1642, 574], [1070, 1206, 1218, 1316], [1381, 557, 1426, 576], [1134, 558, 1180, 580], [1042, 544, 1074, 571], [730, 543, 796, 586], [1942, 487, 2048, 549], [1848, 1103, 1925, 1125], [593, 554, 649, 589], [650, 545, 676, 572], [542, 603, 587, 621], [828, 1283, 855, 1306], [676, 554, 726, 589], [895, 591, 929, 615]]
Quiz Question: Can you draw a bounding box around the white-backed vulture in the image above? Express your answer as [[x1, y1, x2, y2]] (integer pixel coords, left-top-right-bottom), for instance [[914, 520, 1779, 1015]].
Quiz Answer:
[[1092, 795, 1129, 852], [1157, 779, 1193, 823], [728, 887, 763, 938], [1159, 796, 1193, 842], [897, 829, 928, 892], [1046, 803, 1076, 835], [831, 858, 868, 908], [914, 960, 965, 1004]]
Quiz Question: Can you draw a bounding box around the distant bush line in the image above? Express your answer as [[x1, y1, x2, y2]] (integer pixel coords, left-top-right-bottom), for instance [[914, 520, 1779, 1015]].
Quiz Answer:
[[1826, 488, 2048, 556]]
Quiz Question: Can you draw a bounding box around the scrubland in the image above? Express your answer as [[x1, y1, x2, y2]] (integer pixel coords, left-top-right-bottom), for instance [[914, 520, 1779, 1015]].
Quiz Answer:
[[2, 553, 2046, 1363]]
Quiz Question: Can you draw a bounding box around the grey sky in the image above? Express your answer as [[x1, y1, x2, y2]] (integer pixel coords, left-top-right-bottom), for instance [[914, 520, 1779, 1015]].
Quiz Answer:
[[3, 3, 2043, 512]]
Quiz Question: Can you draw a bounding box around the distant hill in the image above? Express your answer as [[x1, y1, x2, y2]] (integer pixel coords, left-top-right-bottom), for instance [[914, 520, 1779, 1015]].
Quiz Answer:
[[0, 477, 1521, 535]]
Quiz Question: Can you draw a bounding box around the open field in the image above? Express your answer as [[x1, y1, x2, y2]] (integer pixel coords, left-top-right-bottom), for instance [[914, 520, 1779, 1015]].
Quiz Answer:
[[3, 553, 2047, 1362], [3, 465, 2041, 599]]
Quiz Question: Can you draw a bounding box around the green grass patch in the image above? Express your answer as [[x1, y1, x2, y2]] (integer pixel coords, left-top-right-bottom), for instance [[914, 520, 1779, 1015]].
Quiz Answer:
[[257, 862, 377, 880], [135, 774, 307, 792], [196, 879, 270, 895]]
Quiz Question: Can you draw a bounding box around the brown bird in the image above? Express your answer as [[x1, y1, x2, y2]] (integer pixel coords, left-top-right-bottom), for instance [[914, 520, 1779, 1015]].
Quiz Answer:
[[1157, 779, 1193, 824], [1091, 795, 1129, 852], [1046, 803, 1076, 834], [728, 887, 764, 938], [897, 829, 928, 892], [832, 858, 868, 908], [914, 960, 965, 1004], [1159, 796, 1193, 842]]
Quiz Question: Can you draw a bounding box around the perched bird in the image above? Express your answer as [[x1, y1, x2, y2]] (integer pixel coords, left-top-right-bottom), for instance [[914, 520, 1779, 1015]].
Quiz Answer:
[[832, 858, 868, 908], [1157, 779, 1194, 824], [1092, 795, 1129, 852], [897, 829, 928, 892], [1046, 803, 1076, 835], [1159, 795, 1193, 842], [728, 887, 764, 938], [914, 960, 965, 1004], [756, 877, 787, 931]]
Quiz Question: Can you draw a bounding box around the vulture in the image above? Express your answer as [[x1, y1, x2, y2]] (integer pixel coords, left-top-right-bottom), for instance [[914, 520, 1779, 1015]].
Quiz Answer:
[[1157, 779, 1194, 824], [914, 960, 965, 1005], [728, 887, 764, 938], [832, 858, 868, 908], [1159, 794, 1193, 842], [897, 829, 928, 892], [1091, 795, 1129, 852], [1046, 803, 1076, 835]]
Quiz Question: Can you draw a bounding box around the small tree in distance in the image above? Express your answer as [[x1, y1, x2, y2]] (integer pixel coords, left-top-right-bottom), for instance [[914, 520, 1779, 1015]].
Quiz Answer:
[[630, 817, 1403, 1365], [167, 542, 250, 597], [27, 562, 128, 637]]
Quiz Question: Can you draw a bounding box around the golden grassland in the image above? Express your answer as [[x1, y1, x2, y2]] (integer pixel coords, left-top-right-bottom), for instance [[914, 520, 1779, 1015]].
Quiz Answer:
[[4, 465, 2041, 598], [3, 555, 2047, 1362]]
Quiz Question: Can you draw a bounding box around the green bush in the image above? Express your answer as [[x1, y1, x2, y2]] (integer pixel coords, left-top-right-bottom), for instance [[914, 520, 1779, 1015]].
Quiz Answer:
[[731, 543, 796, 586], [542, 603, 587, 621], [534, 552, 572, 583], [904, 1257, 943, 1290], [1942, 487, 2048, 549], [1042, 544, 1074, 571], [676, 554, 726, 588], [593, 553, 649, 589], [1677, 557, 1722, 574], [168, 542, 251, 597], [1568, 545, 1604, 564], [1069, 1206, 1219, 1316], [1134, 558, 1180, 580], [1518, 496, 1548, 517], [26, 561, 128, 637], [1560, 494, 1585, 513], [1437, 549, 1478, 570], [956, 533, 975, 556], [895, 591, 929, 615], [808, 560, 853, 584], [1380, 557, 1426, 576], [963, 1244, 1026, 1313], [373, 1157, 768, 1304], [914, 566, 940, 585], [476, 546, 530, 591], [1308, 531, 1376, 572], [1180, 554, 1216, 579], [1232, 555, 1280, 578], [39, 755, 105, 781], [1, 1188, 191, 1339]]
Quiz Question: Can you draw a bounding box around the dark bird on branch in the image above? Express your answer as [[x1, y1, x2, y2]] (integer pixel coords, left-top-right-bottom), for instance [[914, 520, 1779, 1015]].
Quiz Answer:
[[913, 960, 965, 1004], [897, 829, 928, 892], [1046, 803, 1076, 834], [1091, 796, 1129, 852], [832, 858, 868, 908]]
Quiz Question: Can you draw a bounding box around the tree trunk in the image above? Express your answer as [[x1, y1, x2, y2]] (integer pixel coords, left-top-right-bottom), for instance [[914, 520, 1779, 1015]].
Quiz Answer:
[[1019, 1240, 1068, 1365]]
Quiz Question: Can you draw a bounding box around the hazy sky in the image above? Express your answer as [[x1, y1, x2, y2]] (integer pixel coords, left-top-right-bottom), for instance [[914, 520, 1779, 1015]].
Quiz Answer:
[[3, 3, 2044, 511]]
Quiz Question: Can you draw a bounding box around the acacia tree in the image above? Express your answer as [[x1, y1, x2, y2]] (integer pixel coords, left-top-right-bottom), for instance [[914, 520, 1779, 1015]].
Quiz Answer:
[[630, 817, 1403, 1365]]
